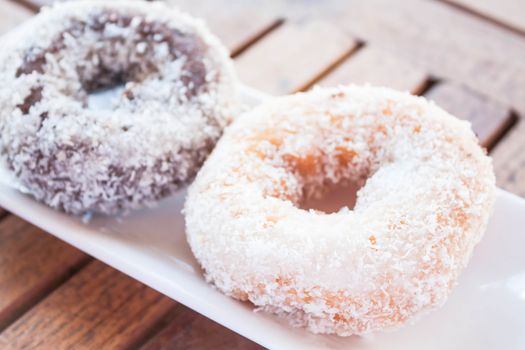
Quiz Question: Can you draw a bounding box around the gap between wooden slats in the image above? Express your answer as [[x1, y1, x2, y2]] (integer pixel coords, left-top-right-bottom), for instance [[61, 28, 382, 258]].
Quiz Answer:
[[140, 305, 264, 350], [491, 119, 525, 197], [0, 217, 91, 331], [438, 0, 525, 37], [0, 261, 178, 349], [331, 0, 525, 117], [235, 20, 359, 95], [317, 45, 429, 95], [424, 81, 517, 150]]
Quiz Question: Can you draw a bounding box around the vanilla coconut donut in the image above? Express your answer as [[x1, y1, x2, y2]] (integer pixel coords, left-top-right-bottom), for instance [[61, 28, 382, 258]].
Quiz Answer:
[[185, 85, 495, 335], [0, 0, 238, 214]]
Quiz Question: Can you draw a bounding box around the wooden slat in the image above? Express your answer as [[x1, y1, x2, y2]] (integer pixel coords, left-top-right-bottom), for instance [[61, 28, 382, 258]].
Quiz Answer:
[[0, 216, 90, 330], [141, 306, 263, 350], [444, 0, 525, 34], [491, 120, 525, 197], [0, 261, 177, 349], [424, 81, 515, 149], [167, 0, 282, 55], [334, 0, 525, 115], [0, 1, 32, 34], [318, 46, 429, 94], [235, 20, 358, 94]]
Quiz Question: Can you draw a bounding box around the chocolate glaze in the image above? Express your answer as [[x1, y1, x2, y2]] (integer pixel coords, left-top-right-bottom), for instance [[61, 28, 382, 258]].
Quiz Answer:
[[17, 86, 43, 114]]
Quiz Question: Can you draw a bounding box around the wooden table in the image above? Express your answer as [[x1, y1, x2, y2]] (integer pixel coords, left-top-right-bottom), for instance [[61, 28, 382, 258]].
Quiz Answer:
[[0, 0, 524, 348]]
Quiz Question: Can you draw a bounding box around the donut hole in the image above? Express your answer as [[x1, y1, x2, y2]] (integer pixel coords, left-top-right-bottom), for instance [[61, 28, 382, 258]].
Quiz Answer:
[[279, 146, 370, 214], [16, 11, 209, 113], [299, 180, 361, 213], [249, 129, 371, 214], [79, 55, 156, 111], [87, 84, 126, 111]]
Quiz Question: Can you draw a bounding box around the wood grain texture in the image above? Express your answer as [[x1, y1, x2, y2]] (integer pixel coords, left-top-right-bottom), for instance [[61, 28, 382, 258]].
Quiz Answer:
[[318, 45, 429, 94], [491, 120, 525, 197], [0, 216, 90, 330], [424, 81, 515, 149], [332, 0, 525, 115], [0, 0, 32, 34], [167, 0, 282, 55], [443, 0, 525, 34], [235, 20, 358, 94], [141, 305, 263, 350], [0, 261, 177, 349]]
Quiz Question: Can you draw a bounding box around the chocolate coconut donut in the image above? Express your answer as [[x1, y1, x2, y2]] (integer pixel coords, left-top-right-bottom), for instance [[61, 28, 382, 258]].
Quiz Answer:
[[0, 0, 238, 214]]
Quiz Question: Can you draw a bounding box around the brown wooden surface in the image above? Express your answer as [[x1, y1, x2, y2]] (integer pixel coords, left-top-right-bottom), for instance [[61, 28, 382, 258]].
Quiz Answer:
[[333, 0, 525, 116], [235, 21, 358, 94], [141, 306, 263, 350], [0, 0, 524, 348], [0, 261, 177, 349], [491, 120, 525, 197], [318, 45, 429, 94], [424, 81, 516, 149], [0, 216, 90, 331], [167, 0, 282, 56]]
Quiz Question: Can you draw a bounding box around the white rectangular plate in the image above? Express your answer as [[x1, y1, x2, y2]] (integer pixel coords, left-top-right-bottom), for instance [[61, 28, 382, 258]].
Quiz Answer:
[[0, 87, 524, 350]]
